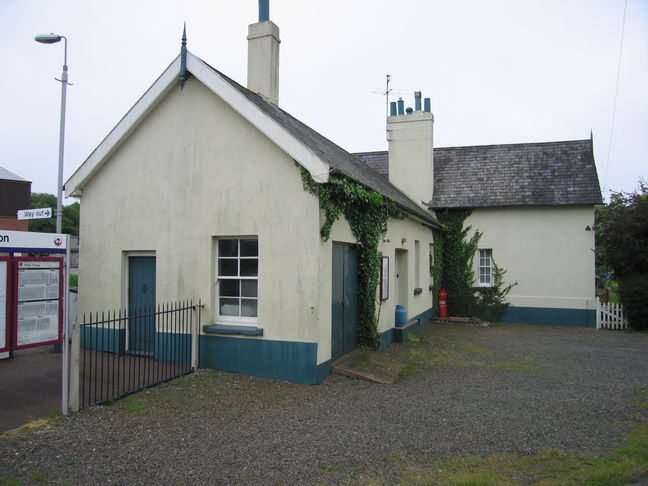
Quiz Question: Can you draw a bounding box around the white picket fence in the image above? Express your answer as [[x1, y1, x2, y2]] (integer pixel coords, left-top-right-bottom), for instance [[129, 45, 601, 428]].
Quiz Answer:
[[596, 297, 628, 330]]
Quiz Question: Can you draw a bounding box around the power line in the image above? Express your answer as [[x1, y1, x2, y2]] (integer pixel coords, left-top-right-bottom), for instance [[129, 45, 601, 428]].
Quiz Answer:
[[603, 0, 628, 193]]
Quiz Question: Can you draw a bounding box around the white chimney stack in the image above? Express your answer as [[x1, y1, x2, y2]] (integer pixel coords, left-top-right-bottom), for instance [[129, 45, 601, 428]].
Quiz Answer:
[[387, 92, 434, 207], [247, 2, 280, 105]]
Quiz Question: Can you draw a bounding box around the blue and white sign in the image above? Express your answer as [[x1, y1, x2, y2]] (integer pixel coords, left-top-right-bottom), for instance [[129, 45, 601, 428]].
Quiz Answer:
[[17, 208, 52, 220]]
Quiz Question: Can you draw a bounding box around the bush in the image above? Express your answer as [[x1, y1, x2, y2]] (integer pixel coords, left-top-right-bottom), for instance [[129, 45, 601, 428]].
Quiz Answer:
[[475, 261, 517, 321], [619, 274, 648, 331]]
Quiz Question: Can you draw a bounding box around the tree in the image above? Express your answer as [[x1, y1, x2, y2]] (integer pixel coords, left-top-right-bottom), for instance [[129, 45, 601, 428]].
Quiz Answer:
[[596, 183, 648, 330], [28, 193, 80, 235]]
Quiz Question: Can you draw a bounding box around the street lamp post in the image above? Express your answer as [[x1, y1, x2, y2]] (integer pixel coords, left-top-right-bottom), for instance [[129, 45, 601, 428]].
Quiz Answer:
[[35, 33, 69, 234]]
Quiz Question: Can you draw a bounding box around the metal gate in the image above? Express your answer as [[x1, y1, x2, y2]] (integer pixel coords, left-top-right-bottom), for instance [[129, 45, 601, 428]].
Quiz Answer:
[[79, 300, 201, 409]]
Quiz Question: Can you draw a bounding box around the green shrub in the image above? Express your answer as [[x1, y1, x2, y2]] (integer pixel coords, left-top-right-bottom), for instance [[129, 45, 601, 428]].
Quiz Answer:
[[619, 274, 648, 331], [475, 261, 517, 321]]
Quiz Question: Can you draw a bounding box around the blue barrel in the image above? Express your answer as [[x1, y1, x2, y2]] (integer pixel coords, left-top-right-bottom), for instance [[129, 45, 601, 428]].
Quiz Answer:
[[395, 305, 407, 327]]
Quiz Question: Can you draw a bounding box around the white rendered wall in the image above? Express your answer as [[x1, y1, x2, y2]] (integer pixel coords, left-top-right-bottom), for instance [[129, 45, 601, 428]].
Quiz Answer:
[[78, 77, 322, 347], [78, 76, 435, 367], [467, 206, 596, 311]]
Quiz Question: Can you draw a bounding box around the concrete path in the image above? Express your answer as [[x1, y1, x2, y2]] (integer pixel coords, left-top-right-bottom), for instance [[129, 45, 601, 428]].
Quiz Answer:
[[0, 346, 62, 433]]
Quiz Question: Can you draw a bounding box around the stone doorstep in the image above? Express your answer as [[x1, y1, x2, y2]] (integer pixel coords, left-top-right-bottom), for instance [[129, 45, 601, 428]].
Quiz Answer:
[[331, 348, 407, 384]]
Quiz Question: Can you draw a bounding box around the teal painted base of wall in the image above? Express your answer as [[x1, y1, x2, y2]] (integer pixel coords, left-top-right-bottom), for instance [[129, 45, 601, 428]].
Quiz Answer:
[[380, 307, 433, 348], [155, 332, 191, 364], [379, 329, 394, 349], [198, 307, 436, 385], [81, 328, 191, 362], [503, 306, 596, 328], [199, 335, 321, 384], [81, 327, 125, 354], [316, 360, 332, 383], [393, 320, 422, 343]]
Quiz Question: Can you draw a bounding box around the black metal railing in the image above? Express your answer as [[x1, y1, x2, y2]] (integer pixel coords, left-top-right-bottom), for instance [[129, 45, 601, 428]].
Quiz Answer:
[[79, 300, 201, 409]]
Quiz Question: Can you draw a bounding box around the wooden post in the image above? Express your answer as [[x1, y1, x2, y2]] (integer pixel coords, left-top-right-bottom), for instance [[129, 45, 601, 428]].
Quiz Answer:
[[596, 297, 601, 329]]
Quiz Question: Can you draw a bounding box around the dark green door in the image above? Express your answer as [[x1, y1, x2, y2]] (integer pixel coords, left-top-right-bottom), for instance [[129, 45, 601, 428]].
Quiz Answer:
[[331, 243, 358, 360], [128, 256, 156, 356]]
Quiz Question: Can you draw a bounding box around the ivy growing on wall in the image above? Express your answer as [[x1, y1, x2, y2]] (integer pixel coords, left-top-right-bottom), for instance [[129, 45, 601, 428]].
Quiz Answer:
[[299, 166, 403, 348], [432, 208, 515, 319], [433, 209, 482, 316]]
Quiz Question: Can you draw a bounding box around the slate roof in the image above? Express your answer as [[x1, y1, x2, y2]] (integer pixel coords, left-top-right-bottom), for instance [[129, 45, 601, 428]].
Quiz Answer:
[[0, 166, 28, 182], [206, 61, 438, 225], [354, 140, 602, 209]]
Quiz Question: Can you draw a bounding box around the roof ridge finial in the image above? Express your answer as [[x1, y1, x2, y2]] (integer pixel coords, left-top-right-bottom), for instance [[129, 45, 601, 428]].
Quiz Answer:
[[179, 22, 187, 89]]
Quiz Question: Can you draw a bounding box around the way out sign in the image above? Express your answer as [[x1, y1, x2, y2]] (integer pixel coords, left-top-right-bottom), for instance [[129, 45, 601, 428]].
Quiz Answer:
[[17, 208, 52, 220]]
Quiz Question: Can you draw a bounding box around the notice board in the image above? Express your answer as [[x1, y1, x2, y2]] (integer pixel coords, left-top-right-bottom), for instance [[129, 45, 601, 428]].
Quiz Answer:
[[12, 258, 63, 349], [0, 258, 8, 353]]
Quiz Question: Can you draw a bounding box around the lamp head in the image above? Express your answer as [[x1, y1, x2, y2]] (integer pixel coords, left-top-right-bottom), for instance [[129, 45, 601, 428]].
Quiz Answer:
[[35, 33, 62, 44]]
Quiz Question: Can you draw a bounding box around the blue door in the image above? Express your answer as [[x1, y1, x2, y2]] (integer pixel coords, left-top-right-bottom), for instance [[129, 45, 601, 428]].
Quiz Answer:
[[331, 243, 358, 360], [128, 256, 156, 356]]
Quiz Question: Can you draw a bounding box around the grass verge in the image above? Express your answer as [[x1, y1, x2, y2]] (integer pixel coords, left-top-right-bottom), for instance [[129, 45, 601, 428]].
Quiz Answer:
[[347, 423, 648, 485]]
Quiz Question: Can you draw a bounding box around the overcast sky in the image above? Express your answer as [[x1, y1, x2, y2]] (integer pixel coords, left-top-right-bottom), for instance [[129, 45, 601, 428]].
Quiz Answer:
[[1, 0, 646, 203]]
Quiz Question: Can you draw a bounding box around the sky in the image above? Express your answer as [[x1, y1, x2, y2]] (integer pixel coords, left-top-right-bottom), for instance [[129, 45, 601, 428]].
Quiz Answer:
[[1, 0, 646, 203]]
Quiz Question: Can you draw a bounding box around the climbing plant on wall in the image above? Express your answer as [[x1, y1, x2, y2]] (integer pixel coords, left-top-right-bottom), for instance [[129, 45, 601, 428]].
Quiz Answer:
[[432, 209, 482, 317], [299, 167, 403, 349], [432, 208, 515, 319]]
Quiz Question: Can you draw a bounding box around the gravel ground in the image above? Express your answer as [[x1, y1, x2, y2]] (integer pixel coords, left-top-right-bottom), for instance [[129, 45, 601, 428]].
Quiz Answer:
[[2, 323, 647, 485]]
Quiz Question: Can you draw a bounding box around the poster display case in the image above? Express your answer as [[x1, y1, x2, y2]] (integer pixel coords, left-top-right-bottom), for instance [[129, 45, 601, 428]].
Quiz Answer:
[[0, 258, 9, 353], [12, 258, 63, 349]]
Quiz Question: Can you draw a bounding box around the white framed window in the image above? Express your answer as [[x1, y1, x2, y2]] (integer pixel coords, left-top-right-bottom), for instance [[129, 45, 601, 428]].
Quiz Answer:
[[478, 249, 492, 287], [217, 238, 258, 323]]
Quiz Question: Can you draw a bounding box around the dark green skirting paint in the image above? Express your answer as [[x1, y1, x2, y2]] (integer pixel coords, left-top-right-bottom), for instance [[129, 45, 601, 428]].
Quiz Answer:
[[503, 306, 596, 328], [392, 319, 422, 343], [155, 332, 191, 364], [199, 335, 321, 384], [80, 327, 125, 354], [316, 360, 332, 383], [379, 328, 394, 349], [379, 306, 432, 348]]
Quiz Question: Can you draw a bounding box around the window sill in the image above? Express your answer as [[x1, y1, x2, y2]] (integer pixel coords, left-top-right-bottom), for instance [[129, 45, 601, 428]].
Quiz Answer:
[[203, 324, 264, 336]]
